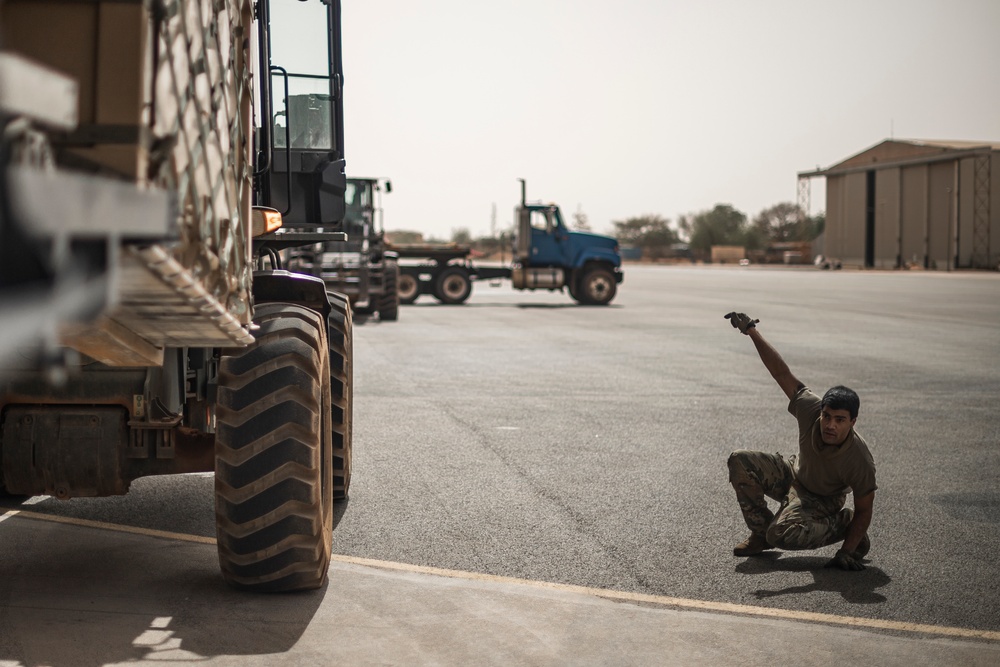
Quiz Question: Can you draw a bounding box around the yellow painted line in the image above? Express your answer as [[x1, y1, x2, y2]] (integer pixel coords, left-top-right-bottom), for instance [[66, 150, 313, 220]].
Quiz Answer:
[[4, 509, 999, 643], [333, 554, 1000, 642], [2, 509, 216, 545]]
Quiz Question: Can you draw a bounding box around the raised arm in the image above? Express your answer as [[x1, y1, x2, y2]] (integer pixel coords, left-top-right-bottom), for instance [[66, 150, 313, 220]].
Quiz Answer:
[[725, 312, 804, 400]]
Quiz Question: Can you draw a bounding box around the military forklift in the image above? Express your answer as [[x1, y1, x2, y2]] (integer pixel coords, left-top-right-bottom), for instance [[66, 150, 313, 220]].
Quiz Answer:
[[1, 0, 352, 592], [286, 177, 400, 321]]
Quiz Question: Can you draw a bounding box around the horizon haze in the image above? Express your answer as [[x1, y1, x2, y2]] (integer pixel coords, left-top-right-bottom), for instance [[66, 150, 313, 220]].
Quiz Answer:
[[341, 0, 1000, 239]]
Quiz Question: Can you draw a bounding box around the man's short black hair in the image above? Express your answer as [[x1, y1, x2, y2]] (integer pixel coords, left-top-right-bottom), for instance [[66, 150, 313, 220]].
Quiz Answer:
[[821, 385, 860, 420]]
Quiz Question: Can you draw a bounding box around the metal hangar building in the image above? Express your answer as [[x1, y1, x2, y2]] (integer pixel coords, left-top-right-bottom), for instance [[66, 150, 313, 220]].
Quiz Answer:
[[799, 139, 999, 270]]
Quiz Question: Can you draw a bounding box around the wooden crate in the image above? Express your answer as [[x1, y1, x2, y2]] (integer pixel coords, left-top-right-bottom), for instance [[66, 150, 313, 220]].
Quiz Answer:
[[2, 0, 256, 345], [2, 0, 150, 178]]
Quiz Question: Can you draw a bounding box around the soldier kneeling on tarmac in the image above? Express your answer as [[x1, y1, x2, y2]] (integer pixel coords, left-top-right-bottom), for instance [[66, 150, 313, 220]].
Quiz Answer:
[[723, 312, 876, 571]]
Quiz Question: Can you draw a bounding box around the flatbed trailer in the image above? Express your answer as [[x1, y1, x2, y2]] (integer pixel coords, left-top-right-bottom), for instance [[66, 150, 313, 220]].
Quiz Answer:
[[387, 243, 510, 304]]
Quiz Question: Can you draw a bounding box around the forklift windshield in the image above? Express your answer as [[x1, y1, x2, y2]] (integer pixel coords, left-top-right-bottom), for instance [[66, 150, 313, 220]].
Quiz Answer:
[[258, 0, 346, 226], [269, 0, 337, 150], [344, 180, 374, 239]]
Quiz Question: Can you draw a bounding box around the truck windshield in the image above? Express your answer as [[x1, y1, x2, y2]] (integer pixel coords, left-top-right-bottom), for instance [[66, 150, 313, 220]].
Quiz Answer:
[[529, 209, 556, 233], [269, 0, 334, 150]]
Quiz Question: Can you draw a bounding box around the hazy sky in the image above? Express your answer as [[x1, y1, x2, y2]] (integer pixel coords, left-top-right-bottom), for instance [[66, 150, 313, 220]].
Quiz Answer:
[[339, 0, 1000, 239]]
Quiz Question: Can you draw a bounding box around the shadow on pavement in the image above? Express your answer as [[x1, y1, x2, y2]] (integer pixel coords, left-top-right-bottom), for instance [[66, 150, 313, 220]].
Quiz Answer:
[[735, 553, 891, 604], [333, 497, 350, 529], [930, 491, 1000, 523], [0, 506, 327, 666]]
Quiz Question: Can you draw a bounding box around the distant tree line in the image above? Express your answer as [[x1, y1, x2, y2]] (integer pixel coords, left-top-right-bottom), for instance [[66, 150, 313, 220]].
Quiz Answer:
[[613, 202, 824, 259], [387, 201, 824, 260]]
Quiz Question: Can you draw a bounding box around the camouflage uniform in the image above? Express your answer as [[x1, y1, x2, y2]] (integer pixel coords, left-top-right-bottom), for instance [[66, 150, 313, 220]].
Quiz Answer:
[[727, 450, 854, 550]]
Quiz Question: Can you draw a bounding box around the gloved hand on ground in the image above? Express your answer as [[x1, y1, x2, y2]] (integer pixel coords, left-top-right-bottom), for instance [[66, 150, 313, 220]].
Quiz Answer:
[[824, 548, 865, 571], [724, 312, 759, 334]]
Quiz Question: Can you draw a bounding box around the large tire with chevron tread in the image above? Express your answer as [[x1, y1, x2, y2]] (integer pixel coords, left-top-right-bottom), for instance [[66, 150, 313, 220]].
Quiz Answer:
[[378, 260, 400, 321], [215, 303, 333, 592], [326, 291, 353, 500]]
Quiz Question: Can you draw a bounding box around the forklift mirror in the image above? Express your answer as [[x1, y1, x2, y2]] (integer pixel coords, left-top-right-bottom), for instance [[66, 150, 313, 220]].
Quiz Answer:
[[384, 181, 392, 193]]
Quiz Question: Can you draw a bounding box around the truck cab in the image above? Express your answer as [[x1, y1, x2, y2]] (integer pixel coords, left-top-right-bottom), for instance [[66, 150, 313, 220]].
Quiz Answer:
[[512, 182, 623, 305]]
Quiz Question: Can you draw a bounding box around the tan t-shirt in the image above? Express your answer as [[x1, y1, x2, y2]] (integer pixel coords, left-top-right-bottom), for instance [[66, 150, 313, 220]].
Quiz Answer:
[[788, 387, 877, 498]]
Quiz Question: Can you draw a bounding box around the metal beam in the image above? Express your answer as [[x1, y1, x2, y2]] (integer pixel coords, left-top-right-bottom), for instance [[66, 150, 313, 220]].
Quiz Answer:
[[6, 165, 177, 241], [0, 52, 77, 130]]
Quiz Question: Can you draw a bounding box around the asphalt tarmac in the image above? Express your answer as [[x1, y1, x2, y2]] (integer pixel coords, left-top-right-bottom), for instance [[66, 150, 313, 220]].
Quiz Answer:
[[2, 264, 998, 665]]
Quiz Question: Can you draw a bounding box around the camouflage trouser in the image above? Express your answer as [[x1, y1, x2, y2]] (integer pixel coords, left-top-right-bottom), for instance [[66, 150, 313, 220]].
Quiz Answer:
[[727, 450, 853, 551]]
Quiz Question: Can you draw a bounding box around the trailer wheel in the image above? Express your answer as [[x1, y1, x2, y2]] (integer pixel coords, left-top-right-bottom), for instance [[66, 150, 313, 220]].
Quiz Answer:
[[579, 267, 617, 305], [397, 273, 419, 304], [378, 260, 400, 321], [215, 303, 334, 592], [434, 267, 472, 305], [326, 292, 353, 501]]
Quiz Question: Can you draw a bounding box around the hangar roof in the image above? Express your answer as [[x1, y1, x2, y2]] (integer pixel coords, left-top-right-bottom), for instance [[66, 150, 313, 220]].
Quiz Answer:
[[799, 139, 1000, 178]]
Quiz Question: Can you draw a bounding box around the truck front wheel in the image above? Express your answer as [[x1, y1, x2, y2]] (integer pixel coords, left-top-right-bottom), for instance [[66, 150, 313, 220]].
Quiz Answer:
[[579, 267, 617, 305], [215, 303, 334, 592], [434, 267, 472, 305]]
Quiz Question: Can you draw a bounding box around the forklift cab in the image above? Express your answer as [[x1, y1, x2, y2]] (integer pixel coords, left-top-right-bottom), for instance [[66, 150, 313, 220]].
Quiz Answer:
[[336, 178, 381, 250], [257, 0, 346, 228]]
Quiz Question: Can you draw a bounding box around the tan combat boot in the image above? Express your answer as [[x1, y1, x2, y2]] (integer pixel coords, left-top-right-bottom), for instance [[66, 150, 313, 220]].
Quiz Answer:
[[733, 533, 774, 556]]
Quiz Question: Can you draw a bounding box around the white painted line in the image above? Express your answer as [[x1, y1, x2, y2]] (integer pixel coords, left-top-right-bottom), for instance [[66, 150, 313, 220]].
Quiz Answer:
[[4, 510, 999, 643]]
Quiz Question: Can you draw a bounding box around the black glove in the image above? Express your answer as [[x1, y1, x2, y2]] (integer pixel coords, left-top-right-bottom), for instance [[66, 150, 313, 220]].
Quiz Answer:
[[824, 548, 865, 571], [724, 312, 759, 334]]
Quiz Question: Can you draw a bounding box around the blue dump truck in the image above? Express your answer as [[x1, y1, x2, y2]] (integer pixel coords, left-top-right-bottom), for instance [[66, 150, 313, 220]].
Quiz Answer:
[[390, 180, 623, 305]]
